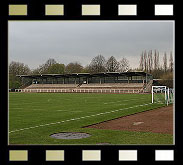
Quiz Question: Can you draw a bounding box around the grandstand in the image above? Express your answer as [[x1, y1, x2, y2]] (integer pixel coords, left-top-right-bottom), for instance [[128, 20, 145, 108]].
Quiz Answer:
[[16, 72, 153, 93]]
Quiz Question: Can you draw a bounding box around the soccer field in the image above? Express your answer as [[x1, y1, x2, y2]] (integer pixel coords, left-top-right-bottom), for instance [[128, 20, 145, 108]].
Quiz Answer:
[[9, 93, 173, 145]]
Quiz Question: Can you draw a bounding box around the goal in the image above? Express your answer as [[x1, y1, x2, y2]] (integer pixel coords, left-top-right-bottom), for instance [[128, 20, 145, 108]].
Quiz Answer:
[[152, 86, 174, 105]]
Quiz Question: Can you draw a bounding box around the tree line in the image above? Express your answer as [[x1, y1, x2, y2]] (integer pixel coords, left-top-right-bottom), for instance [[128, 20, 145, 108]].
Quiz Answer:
[[137, 50, 173, 87], [139, 50, 173, 74], [30, 55, 130, 74], [9, 51, 173, 89], [9, 55, 130, 89]]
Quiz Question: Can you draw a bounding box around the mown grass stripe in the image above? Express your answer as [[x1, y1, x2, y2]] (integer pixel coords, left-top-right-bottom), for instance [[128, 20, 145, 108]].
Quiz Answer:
[[9, 102, 152, 133]]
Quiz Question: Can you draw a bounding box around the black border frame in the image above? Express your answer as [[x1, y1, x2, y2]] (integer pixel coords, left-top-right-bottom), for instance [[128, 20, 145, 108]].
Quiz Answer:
[[0, 0, 181, 164]]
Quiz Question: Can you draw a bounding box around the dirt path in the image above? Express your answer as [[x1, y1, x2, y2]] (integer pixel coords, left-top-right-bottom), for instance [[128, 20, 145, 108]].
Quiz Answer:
[[86, 105, 173, 134]]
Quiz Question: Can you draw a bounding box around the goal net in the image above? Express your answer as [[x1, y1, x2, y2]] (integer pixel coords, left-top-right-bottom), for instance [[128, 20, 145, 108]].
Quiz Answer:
[[152, 86, 174, 105], [167, 88, 174, 104]]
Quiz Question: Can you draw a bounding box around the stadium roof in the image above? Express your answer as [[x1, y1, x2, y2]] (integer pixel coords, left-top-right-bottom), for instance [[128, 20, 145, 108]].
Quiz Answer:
[[17, 71, 152, 79]]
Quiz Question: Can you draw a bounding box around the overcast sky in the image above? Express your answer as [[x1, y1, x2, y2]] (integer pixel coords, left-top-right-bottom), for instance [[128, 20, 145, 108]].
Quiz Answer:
[[8, 21, 174, 70]]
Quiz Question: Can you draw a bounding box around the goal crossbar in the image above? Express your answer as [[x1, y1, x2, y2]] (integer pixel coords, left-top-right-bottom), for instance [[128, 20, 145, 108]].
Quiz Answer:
[[152, 86, 174, 106], [152, 86, 166, 103]]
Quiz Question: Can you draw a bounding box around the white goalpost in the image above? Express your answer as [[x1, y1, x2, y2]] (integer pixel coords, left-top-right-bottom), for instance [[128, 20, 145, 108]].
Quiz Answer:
[[152, 86, 174, 105]]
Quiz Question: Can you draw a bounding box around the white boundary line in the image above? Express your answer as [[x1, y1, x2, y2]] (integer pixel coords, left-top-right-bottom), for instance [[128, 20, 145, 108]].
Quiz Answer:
[[9, 102, 152, 134]]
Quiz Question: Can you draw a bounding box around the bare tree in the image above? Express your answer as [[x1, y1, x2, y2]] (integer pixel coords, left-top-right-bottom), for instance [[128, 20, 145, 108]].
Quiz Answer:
[[144, 51, 148, 72], [35, 58, 57, 74], [106, 56, 119, 72], [89, 54, 106, 73], [118, 57, 129, 72], [154, 50, 160, 71], [139, 52, 144, 71], [157, 51, 160, 70], [139, 50, 173, 80], [9, 61, 31, 75], [169, 51, 173, 72], [148, 50, 153, 73], [163, 52, 168, 72]]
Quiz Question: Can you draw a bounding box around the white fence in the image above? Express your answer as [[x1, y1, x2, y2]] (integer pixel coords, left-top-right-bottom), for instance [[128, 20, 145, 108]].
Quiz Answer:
[[14, 88, 144, 94]]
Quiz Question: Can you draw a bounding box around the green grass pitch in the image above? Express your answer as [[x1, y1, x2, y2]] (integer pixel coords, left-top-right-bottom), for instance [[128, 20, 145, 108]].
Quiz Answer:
[[9, 93, 173, 145]]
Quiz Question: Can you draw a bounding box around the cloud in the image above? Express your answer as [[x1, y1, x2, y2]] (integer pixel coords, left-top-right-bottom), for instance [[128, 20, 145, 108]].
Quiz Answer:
[[9, 21, 174, 69]]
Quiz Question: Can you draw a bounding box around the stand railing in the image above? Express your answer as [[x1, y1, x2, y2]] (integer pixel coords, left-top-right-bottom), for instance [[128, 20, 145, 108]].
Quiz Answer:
[[12, 88, 144, 94]]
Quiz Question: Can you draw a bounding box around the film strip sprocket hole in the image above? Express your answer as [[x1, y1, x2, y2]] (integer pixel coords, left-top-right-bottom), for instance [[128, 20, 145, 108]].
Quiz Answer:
[[8, 149, 174, 161], [0, 0, 179, 164], [8, 4, 174, 16]]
